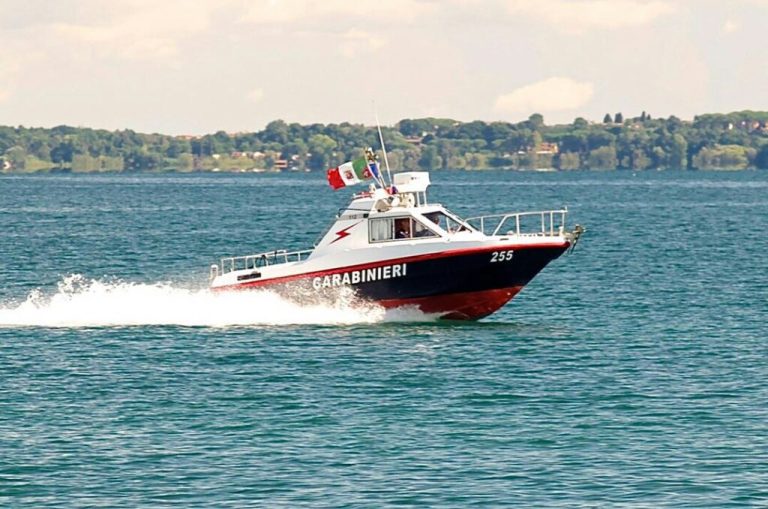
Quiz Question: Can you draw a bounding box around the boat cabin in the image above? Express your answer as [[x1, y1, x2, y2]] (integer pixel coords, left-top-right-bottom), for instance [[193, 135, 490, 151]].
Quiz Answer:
[[309, 172, 477, 257], [210, 169, 578, 287]]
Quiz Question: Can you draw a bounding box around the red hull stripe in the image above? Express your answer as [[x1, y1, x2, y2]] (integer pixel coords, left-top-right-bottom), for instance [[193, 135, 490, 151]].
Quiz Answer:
[[379, 285, 524, 320], [218, 241, 569, 291]]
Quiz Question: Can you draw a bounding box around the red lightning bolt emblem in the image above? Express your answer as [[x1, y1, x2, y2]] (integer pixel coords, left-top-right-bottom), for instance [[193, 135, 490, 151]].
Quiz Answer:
[[331, 221, 360, 244]]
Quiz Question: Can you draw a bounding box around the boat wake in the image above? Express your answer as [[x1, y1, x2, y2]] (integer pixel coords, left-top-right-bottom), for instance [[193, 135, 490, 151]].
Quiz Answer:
[[0, 275, 433, 328]]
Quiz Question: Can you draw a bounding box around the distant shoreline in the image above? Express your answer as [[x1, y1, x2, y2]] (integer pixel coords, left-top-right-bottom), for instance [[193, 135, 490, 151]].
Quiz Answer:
[[3, 167, 764, 176], [2, 111, 767, 174]]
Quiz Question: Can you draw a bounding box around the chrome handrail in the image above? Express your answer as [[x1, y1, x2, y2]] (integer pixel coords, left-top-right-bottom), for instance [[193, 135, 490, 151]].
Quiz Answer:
[[465, 208, 568, 237], [219, 248, 314, 275]]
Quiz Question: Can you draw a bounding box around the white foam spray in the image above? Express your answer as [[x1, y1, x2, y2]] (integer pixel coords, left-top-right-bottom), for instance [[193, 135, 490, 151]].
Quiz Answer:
[[0, 275, 433, 328]]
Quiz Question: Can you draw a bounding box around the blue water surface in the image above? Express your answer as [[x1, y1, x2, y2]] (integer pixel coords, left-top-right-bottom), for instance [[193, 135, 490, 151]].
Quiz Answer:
[[1, 170, 767, 507]]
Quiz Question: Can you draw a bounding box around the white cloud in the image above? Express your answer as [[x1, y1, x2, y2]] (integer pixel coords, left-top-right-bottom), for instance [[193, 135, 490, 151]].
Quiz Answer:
[[0, 51, 25, 102], [0, 0, 765, 134], [54, 24, 179, 59], [247, 88, 265, 103], [494, 77, 595, 116], [505, 0, 677, 33], [52, 0, 230, 60], [240, 0, 436, 25], [721, 19, 740, 34], [340, 29, 387, 58]]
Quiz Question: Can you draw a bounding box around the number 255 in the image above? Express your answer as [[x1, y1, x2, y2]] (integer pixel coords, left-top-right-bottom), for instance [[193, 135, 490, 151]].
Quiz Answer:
[[490, 250, 514, 263]]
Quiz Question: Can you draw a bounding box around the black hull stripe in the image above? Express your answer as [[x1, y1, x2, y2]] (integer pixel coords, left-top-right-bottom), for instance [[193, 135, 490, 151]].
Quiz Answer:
[[217, 241, 570, 291]]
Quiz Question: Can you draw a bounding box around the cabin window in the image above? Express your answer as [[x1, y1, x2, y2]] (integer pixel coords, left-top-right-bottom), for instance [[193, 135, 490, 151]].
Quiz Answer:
[[369, 218, 394, 242], [369, 217, 438, 243], [412, 218, 439, 238], [394, 218, 412, 239], [423, 211, 472, 233]]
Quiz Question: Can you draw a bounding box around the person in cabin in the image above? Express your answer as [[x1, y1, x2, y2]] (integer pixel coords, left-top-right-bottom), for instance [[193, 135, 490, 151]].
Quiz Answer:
[[395, 218, 411, 239], [414, 213, 438, 237]]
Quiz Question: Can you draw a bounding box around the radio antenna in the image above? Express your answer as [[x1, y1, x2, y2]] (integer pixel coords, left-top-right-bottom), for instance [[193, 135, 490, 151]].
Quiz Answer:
[[374, 107, 393, 187]]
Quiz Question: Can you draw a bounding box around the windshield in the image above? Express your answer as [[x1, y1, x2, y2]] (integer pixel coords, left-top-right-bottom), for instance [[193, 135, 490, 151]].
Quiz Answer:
[[369, 216, 440, 242], [422, 210, 474, 234]]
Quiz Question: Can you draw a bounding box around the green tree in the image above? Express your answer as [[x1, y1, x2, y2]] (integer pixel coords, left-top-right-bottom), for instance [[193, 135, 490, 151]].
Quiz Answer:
[[176, 154, 195, 172], [572, 117, 589, 129], [530, 131, 543, 152], [692, 145, 750, 170], [210, 131, 235, 155], [558, 132, 589, 154], [27, 139, 52, 160], [166, 138, 190, 158], [557, 152, 581, 170], [498, 131, 529, 154], [668, 134, 688, 169], [755, 144, 768, 169], [651, 146, 667, 168], [281, 140, 308, 160], [72, 154, 99, 172], [400, 148, 421, 172], [587, 131, 616, 150], [482, 122, 513, 145], [435, 140, 458, 169], [4, 146, 27, 170], [50, 140, 80, 165], [666, 115, 684, 132], [418, 145, 443, 171], [518, 152, 538, 169], [263, 152, 277, 170], [465, 152, 488, 170], [307, 134, 337, 171], [263, 120, 290, 144], [630, 149, 652, 170], [384, 150, 404, 172], [527, 113, 544, 130], [587, 146, 618, 169]]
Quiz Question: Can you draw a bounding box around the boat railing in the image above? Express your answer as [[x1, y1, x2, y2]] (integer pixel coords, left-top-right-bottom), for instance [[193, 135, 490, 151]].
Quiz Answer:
[[465, 209, 568, 237], [216, 248, 314, 276]]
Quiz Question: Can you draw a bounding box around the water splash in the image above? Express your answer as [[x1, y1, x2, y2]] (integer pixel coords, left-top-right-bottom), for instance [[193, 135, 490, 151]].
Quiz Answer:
[[0, 275, 434, 328]]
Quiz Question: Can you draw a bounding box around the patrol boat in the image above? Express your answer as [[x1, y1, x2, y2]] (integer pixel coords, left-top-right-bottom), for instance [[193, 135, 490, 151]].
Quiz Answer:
[[210, 171, 582, 320]]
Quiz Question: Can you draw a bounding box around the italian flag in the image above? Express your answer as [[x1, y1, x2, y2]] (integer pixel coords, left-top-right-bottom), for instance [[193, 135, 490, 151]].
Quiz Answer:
[[327, 158, 372, 190]]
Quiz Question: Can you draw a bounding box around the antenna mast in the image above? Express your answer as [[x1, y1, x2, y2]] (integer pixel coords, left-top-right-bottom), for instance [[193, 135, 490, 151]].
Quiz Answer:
[[375, 109, 393, 187]]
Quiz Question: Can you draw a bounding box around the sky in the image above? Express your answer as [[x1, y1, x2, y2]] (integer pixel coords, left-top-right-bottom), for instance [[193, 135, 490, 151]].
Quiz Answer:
[[0, 0, 766, 134]]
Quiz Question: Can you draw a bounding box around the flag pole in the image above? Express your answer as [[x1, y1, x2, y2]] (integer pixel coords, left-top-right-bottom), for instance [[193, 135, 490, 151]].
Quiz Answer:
[[364, 147, 386, 190], [374, 108, 393, 188]]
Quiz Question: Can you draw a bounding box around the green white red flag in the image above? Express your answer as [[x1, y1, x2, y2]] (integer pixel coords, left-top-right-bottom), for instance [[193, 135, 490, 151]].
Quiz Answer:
[[327, 158, 373, 190]]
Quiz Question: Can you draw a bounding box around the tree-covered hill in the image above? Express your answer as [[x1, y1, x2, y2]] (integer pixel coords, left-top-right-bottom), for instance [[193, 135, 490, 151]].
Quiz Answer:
[[2, 111, 768, 173]]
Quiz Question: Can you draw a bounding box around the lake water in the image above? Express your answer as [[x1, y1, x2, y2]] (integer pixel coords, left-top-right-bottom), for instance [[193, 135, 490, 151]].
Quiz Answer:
[[1, 170, 767, 507]]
